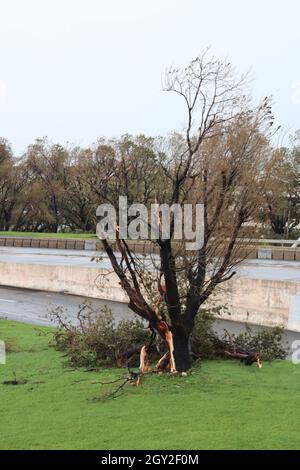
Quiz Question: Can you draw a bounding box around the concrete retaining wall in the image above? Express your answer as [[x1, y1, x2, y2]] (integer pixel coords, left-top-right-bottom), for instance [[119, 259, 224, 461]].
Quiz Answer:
[[0, 260, 299, 331], [216, 277, 300, 329], [0, 262, 128, 303]]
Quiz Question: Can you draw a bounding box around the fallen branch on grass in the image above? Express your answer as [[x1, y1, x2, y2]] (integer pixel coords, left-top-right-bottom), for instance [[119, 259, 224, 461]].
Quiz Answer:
[[2, 372, 28, 385], [216, 329, 262, 368]]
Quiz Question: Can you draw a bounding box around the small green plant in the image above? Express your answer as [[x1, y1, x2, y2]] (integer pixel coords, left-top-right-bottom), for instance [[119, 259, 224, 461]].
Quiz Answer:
[[49, 302, 150, 368], [190, 309, 218, 359]]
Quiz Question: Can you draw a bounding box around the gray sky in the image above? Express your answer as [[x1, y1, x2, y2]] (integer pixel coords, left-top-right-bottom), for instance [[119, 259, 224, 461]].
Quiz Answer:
[[0, 0, 299, 155]]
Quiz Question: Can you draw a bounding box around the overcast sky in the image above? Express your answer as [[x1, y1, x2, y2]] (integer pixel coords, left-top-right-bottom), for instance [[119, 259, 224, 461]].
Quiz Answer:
[[0, 0, 299, 154]]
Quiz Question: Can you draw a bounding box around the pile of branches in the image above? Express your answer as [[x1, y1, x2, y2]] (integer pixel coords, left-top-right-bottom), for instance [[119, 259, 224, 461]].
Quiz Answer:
[[49, 302, 288, 385], [208, 329, 263, 367], [49, 303, 160, 369]]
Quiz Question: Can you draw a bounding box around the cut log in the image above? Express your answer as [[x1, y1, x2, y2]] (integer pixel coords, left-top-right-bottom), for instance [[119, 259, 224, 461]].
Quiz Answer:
[[224, 350, 262, 368]]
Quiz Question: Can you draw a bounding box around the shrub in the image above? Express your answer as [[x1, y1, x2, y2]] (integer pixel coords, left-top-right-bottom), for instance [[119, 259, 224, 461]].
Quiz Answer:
[[190, 306, 288, 361], [0, 322, 20, 353], [50, 302, 288, 368], [49, 302, 150, 368], [190, 309, 217, 359], [233, 325, 288, 361]]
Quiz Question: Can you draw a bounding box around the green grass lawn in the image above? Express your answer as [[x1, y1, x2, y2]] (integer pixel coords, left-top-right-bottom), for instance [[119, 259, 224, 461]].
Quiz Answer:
[[0, 320, 299, 450], [0, 231, 97, 240]]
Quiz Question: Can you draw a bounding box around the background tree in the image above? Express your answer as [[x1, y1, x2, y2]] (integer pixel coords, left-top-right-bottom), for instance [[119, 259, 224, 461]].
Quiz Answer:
[[262, 132, 300, 237], [61, 147, 97, 232], [24, 138, 69, 232], [0, 138, 25, 231]]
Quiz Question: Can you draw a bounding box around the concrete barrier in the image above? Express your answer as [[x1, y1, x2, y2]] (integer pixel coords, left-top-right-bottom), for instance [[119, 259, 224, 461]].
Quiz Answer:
[[0, 261, 128, 303], [2, 236, 300, 260], [216, 277, 300, 329], [0, 237, 86, 251], [0, 260, 299, 331]]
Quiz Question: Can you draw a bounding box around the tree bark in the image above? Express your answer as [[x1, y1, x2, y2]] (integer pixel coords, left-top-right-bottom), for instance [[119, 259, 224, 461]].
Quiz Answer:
[[172, 328, 191, 372]]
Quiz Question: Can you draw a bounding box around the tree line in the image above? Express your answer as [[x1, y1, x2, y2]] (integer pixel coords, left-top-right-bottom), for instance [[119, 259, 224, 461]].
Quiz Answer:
[[0, 131, 300, 237]]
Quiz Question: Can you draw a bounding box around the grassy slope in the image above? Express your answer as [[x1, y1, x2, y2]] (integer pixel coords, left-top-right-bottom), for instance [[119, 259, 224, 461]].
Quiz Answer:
[[0, 320, 299, 450], [0, 231, 97, 239]]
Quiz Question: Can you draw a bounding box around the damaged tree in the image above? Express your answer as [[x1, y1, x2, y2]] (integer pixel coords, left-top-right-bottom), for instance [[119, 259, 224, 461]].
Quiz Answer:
[[94, 51, 278, 373]]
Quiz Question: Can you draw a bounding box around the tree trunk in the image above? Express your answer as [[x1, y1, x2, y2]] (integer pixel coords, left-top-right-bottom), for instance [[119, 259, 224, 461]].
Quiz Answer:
[[172, 329, 191, 372]]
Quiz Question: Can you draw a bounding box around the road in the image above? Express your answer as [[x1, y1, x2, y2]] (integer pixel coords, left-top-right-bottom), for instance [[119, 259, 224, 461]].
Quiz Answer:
[[0, 285, 133, 326], [0, 285, 299, 359], [1, 246, 300, 280]]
